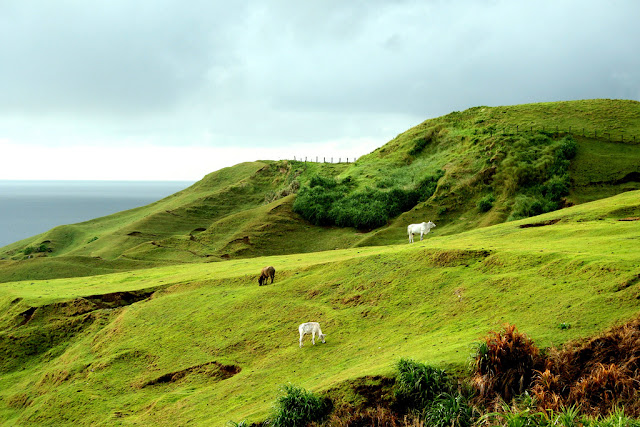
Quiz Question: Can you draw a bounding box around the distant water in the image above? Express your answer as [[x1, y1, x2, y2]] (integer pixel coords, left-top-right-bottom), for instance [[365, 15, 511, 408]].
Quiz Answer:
[[0, 181, 194, 248]]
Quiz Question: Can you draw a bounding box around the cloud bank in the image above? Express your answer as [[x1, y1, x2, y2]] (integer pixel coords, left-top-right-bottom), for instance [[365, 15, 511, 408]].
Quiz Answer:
[[1, 0, 638, 180]]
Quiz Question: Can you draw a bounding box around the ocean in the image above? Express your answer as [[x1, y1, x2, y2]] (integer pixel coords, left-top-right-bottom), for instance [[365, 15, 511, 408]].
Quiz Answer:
[[0, 180, 194, 248]]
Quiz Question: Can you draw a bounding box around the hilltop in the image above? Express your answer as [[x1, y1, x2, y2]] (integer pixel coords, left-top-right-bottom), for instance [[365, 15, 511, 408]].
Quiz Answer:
[[1, 99, 639, 283]]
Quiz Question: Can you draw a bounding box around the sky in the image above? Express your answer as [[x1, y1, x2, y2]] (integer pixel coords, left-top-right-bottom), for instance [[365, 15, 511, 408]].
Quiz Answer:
[[1, 0, 639, 181]]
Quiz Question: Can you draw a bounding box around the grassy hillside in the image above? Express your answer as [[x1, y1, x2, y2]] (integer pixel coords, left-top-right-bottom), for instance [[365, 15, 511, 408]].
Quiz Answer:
[[1, 99, 639, 284], [0, 189, 639, 424]]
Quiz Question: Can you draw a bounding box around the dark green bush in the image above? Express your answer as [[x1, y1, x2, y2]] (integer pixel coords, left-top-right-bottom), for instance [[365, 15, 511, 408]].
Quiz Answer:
[[394, 359, 477, 424], [504, 134, 576, 221], [423, 392, 475, 427], [394, 359, 452, 412], [409, 133, 433, 156], [477, 194, 495, 212], [269, 384, 331, 427], [308, 174, 338, 189], [293, 171, 442, 230]]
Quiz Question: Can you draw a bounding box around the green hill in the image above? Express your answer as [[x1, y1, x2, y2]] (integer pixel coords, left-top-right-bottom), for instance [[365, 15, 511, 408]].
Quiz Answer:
[[1, 98, 640, 423], [1, 99, 639, 283], [0, 188, 639, 424]]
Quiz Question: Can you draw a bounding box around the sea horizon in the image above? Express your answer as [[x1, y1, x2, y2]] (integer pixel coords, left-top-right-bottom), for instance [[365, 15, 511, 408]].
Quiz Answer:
[[0, 180, 194, 248]]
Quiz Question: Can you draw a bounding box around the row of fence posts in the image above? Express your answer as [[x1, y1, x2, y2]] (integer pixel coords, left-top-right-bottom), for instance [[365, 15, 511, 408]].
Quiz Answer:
[[488, 125, 637, 143], [292, 156, 357, 163]]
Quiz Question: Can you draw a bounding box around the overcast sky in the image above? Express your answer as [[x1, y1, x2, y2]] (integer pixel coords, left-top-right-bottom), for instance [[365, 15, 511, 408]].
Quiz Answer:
[[1, 1, 638, 180]]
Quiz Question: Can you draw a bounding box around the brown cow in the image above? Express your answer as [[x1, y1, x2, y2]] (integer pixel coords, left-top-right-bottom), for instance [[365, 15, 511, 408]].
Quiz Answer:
[[258, 266, 275, 286]]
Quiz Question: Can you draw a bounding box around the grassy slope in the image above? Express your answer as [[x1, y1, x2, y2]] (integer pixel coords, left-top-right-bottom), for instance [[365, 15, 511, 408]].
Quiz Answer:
[[0, 190, 639, 425], [1, 100, 639, 283], [353, 99, 640, 246]]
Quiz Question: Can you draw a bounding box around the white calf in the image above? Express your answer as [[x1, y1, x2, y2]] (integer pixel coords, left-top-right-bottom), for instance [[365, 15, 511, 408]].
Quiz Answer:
[[298, 322, 326, 348]]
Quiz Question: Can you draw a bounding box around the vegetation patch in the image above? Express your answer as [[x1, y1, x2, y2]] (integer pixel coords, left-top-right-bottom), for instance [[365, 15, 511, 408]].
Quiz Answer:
[[142, 361, 240, 387], [293, 171, 443, 230], [518, 218, 561, 228], [268, 384, 332, 427], [532, 316, 640, 417]]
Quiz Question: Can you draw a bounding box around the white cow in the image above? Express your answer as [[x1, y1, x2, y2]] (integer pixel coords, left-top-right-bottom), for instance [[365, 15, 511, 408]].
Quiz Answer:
[[407, 221, 436, 243], [298, 322, 326, 348]]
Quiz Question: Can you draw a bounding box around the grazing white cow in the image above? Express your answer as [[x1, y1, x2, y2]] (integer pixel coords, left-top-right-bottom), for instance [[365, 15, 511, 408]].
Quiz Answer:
[[407, 221, 436, 243], [298, 322, 326, 348]]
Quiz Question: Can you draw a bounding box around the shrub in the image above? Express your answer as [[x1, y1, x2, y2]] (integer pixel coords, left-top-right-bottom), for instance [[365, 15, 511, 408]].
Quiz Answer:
[[423, 392, 476, 427], [394, 359, 452, 413], [269, 384, 331, 427], [408, 132, 434, 156], [470, 324, 541, 403], [478, 194, 496, 212], [496, 133, 576, 221], [293, 171, 442, 230], [542, 174, 570, 201]]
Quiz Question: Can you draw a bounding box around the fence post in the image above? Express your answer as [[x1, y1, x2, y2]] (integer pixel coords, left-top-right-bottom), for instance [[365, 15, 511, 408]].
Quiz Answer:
[[331, 157, 333, 163], [294, 156, 296, 161], [339, 157, 341, 163], [516, 125, 518, 133]]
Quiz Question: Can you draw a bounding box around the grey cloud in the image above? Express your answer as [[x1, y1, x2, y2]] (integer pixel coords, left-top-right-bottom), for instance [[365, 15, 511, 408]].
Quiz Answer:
[[0, 0, 639, 152]]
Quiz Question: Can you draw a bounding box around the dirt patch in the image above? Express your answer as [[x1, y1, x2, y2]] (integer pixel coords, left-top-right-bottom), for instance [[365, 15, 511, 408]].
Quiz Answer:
[[17, 306, 37, 326], [306, 289, 321, 299], [324, 375, 395, 412], [619, 217, 640, 221], [141, 361, 240, 387], [339, 294, 364, 307], [519, 218, 561, 228], [614, 274, 640, 292], [426, 249, 491, 267], [16, 289, 157, 328], [84, 290, 155, 309]]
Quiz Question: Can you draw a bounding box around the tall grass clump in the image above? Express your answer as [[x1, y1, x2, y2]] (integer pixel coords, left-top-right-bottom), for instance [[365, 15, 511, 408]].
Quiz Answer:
[[269, 384, 331, 427], [394, 359, 452, 410], [394, 359, 475, 426], [471, 324, 542, 405]]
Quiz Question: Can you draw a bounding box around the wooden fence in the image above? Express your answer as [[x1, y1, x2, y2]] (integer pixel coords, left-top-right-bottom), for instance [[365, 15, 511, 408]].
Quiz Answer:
[[291, 156, 358, 164]]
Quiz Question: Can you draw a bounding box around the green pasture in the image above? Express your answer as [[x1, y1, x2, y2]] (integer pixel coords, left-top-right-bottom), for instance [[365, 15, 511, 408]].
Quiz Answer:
[[1, 190, 639, 425], [1, 100, 639, 284]]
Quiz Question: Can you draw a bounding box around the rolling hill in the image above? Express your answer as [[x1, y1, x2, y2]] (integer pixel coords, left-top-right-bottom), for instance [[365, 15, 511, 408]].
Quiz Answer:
[[0, 99, 639, 424], [1, 99, 639, 284]]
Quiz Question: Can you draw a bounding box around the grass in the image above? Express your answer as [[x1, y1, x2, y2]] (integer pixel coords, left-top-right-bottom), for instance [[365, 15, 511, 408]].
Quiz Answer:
[[0, 189, 639, 424], [0, 99, 639, 424], [1, 100, 639, 284]]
